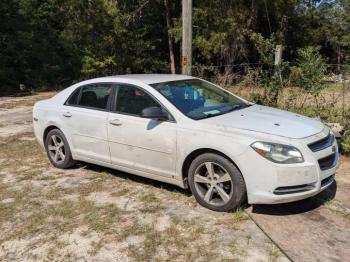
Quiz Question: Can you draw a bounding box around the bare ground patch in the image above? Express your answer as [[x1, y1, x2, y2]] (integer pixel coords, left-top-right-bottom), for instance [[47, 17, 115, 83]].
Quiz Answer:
[[0, 92, 55, 110], [0, 92, 56, 138], [0, 122, 287, 261], [2, 90, 350, 262]]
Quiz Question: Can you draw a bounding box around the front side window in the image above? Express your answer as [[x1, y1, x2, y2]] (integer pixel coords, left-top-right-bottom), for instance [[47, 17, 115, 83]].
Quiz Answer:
[[66, 84, 112, 110], [115, 85, 160, 116], [151, 79, 250, 120]]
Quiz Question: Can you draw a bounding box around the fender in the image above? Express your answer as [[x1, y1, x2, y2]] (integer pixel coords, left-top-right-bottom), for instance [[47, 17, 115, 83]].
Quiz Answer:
[[175, 128, 250, 185]]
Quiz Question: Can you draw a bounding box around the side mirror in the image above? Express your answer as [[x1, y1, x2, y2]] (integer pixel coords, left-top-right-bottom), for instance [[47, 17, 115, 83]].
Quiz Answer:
[[141, 106, 169, 121]]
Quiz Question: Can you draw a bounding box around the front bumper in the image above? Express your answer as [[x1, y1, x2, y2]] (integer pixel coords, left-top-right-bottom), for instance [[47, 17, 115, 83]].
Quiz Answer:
[[237, 128, 340, 204], [248, 172, 336, 204]]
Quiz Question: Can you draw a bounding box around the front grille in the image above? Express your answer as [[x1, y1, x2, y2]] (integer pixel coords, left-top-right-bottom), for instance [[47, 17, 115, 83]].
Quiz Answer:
[[308, 133, 334, 152], [321, 175, 335, 187], [274, 184, 314, 195], [318, 153, 336, 170]]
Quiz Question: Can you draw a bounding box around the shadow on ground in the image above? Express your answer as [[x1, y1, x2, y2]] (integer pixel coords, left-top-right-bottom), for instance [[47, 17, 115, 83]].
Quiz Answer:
[[81, 161, 339, 216], [80, 162, 192, 197]]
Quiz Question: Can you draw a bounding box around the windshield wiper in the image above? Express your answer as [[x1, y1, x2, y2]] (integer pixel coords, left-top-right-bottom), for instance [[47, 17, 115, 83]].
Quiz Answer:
[[230, 103, 252, 111], [196, 103, 251, 120]]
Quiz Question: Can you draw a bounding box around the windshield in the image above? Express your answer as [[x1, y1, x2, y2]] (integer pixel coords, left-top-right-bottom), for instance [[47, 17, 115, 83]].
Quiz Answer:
[[151, 79, 250, 120]]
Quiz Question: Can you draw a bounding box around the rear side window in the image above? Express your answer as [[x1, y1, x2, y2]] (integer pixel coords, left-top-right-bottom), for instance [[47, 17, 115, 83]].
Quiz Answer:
[[115, 85, 159, 116], [66, 88, 80, 105], [66, 84, 112, 110]]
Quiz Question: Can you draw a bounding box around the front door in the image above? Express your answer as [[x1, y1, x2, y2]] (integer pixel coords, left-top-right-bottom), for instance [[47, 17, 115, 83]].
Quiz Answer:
[[108, 84, 177, 178]]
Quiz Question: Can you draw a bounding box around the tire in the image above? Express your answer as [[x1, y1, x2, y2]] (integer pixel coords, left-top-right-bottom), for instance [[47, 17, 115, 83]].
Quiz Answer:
[[45, 128, 76, 169], [188, 153, 246, 212]]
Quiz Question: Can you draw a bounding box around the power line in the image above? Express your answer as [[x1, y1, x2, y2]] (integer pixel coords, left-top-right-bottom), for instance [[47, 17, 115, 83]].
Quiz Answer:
[[190, 63, 350, 68]]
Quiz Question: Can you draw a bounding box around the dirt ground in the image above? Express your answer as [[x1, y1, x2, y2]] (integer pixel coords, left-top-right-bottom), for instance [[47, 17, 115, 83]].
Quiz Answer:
[[0, 92, 349, 262]]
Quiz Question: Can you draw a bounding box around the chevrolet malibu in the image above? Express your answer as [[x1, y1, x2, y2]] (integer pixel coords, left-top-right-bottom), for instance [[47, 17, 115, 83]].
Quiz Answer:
[[33, 74, 339, 212]]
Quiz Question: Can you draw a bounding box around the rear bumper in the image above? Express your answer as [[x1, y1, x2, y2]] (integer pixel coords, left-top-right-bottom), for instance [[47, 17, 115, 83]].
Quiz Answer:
[[32, 109, 45, 148]]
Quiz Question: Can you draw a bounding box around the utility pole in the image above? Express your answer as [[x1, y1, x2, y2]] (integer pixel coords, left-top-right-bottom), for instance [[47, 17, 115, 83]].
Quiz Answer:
[[181, 0, 192, 75], [274, 45, 283, 84]]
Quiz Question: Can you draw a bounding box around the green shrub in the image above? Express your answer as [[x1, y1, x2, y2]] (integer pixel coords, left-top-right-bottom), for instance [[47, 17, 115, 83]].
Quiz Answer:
[[248, 93, 266, 105], [290, 46, 326, 96], [341, 132, 350, 154]]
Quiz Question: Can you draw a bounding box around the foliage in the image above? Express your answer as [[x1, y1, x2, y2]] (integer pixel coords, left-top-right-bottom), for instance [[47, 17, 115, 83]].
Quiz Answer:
[[290, 46, 327, 96], [80, 56, 116, 78], [1, 0, 350, 94], [249, 33, 276, 65], [248, 33, 287, 106], [341, 132, 350, 154]]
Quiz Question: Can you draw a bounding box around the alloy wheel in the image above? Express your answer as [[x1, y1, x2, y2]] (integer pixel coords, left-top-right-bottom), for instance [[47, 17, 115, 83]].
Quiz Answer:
[[193, 162, 233, 206], [47, 135, 66, 164]]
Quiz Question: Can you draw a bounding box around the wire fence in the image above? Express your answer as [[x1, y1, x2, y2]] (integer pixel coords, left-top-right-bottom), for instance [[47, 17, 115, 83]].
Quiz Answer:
[[191, 63, 350, 133], [191, 63, 350, 83]]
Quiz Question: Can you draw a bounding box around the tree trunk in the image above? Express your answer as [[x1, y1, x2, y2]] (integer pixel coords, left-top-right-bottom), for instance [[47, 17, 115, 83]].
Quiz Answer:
[[337, 46, 341, 74], [164, 0, 176, 74]]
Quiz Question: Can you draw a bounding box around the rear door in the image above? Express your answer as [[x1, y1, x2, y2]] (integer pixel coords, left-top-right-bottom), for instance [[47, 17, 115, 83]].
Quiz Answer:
[[61, 83, 113, 163], [107, 84, 177, 178]]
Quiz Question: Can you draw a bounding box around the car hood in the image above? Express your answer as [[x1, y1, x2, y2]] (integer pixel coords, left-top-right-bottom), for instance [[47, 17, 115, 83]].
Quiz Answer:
[[201, 105, 324, 139]]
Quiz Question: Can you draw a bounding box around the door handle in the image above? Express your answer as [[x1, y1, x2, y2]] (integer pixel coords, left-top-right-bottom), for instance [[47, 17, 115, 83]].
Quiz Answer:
[[109, 119, 122, 126], [63, 112, 72, 118]]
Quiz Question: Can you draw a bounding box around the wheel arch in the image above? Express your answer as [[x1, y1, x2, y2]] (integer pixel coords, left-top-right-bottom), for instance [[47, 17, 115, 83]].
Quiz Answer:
[[181, 148, 245, 189], [43, 125, 61, 142], [43, 124, 77, 160]]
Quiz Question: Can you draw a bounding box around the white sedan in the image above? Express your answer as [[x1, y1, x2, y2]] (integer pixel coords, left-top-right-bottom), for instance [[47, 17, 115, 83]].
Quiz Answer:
[[33, 74, 339, 212]]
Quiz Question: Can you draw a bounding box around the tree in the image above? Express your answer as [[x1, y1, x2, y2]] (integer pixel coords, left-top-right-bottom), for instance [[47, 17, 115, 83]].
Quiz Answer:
[[0, 0, 349, 94], [164, 0, 176, 74]]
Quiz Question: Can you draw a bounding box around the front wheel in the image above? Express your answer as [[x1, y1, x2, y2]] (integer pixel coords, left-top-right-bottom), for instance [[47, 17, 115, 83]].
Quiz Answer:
[[188, 153, 246, 212], [45, 129, 76, 169]]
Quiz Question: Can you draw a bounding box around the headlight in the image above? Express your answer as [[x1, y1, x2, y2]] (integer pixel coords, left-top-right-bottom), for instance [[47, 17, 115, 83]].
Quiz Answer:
[[251, 142, 304, 164]]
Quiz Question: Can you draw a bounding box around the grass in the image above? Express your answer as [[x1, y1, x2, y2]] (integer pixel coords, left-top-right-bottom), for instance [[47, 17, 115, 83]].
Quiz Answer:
[[323, 198, 334, 208], [89, 239, 105, 256], [0, 93, 55, 109], [268, 243, 282, 262], [111, 188, 130, 197], [0, 133, 51, 181], [228, 240, 248, 261], [113, 220, 150, 241], [46, 239, 73, 260], [45, 186, 75, 200], [77, 180, 107, 196], [322, 198, 350, 221], [229, 83, 350, 125], [126, 220, 219, 262], [0, 187, 124, 243], [0, 128, 282, 261], [139, 192, 163, 213], [127, 225, 162, 261], [0, 132, 255, 261], [2, 82, 350, 260], [0, 135, 125, 251], [232, 207, 249, 222]]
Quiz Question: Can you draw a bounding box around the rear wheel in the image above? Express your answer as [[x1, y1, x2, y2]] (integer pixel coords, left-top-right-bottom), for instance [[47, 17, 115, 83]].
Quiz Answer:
[[45, 129, 76, 169], [188, 153, 246, 212]]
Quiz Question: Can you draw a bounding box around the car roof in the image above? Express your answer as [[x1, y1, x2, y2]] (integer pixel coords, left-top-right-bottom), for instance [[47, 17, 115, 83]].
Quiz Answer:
[[106, 74, 196, 84]]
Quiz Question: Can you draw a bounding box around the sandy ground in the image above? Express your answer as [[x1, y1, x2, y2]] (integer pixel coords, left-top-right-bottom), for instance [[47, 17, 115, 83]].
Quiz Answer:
[[0, 93, 288, 261], [0, 92, 349, 262]]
